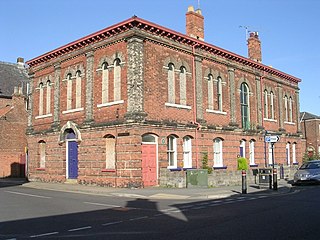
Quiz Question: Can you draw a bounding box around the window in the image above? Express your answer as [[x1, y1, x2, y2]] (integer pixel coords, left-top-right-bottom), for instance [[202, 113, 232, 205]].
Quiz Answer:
[[249, 140, 255, 165], [289, 97, 293, 122], [167, 63, 175, 104], [239, 140, 246, 158], [284, 95, 288, 122], [268, 143, 273, 165], [75, 71, 82, 109], [101, 62, 109, 104], [240, 83, 250, 129], [207, 74, 214, 110], [286, 142, 291, 165], [183, 136, 192, 168], [270, 91, 274, 119], [292, 143, 297, 164], [167, 135, 177, 168], [46, 80, 51, 114], [66, 73, 72, 110], [105, 135, 116, 169], [213, 138, 223, 167], [39, 141, 46, 169], [179, 66, 187, 105], [38, 82, 44, 116], [217, 77, 223, 111], [264, 90, 268, 119], [114, 58, 121, 101]]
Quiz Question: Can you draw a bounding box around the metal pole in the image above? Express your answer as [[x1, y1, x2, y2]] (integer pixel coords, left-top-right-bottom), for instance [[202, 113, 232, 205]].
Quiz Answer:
[[242, 170, 247, 194], [271, 143, 278, 190]]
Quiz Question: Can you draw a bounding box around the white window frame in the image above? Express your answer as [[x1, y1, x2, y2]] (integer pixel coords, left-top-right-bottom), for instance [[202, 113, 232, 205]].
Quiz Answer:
[[286, 142, 291, 165], [101, 62, 109, 104], [167, 63, 175, 104], [217, 77, 223, 111], [75, 71, 82, 109], [213, 138, 223, 167], [114, 59, 121, 102], [183, 136, 192, 168], [167, 135, 177, 168], [240, 140, 246, 158], [292, 143, 297, 164], [264, 90, 268, 119], [249, 140, 255, 165], [179, 66, 187, 105], [207, 74, 214, 110], [38, 82, 44, 116], [270, 91, 274, 119]]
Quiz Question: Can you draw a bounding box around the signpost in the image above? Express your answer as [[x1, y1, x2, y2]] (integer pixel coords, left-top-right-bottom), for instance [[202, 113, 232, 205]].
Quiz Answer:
[[264, 135, 280, 191], [264, 135, 280, 143]]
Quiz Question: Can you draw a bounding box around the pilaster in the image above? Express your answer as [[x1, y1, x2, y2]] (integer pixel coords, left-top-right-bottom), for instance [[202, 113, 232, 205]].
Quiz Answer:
[[85, 50, 94, 124], [51, 62, 61, 130]]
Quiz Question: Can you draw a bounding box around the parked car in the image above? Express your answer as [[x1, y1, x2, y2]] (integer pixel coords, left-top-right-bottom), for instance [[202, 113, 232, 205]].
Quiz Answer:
[[293, 160, 320, 185]]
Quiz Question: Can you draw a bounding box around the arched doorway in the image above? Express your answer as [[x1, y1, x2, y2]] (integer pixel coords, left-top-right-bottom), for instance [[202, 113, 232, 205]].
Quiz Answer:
[[141, 134, 158, 187], [66, 131, 78, 179]]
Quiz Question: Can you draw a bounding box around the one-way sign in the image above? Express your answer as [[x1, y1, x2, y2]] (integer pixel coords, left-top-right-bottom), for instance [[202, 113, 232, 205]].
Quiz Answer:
[[265, 135, 280, 143]]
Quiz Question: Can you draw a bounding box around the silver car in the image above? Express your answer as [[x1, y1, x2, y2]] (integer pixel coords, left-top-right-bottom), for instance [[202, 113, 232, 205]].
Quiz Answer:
[[293, 160, 320, 185]]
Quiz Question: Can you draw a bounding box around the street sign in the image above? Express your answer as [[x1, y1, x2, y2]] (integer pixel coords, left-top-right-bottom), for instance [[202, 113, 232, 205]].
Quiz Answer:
[[265, 135, 280, 143]]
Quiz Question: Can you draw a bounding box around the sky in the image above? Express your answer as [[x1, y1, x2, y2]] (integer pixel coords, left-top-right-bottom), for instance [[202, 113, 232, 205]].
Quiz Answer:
[[1, 0, 319, 115]]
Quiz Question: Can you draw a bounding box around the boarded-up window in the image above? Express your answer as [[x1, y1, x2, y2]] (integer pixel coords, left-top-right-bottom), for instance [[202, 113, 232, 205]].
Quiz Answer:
[[105, 136, 116, 169]]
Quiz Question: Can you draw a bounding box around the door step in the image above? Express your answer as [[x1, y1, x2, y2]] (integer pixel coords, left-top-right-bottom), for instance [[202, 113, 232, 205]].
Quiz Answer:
[[65, 179, 78, 184]]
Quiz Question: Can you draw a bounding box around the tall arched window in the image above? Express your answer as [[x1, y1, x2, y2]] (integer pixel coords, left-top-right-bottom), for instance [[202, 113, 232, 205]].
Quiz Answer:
[[207, 74, 214, 110], [104, 134, 116, 169], [249, 140, 255, 166], [75, 71, 82, 109], [167, 63, 175, 104], [114, 58, 121, 101], [46, 80, 51, 115], [213, 138, 223, 167], [292, 143, 297, 164], [217, 77, 222, 111], [264, 90, 268, 119], [239, 140, 246, 158], [289, 97, 293, 122], [39, 140, 46, 169], [66, 73, 72, 110], [183, 136, 192, 168], [38, 82, 44, 116], [284, 95, 288, 122], [101, 62, 109, 104], [240, 83, 250, 129], [270, 91, 274, 119], [179, 66, 187, 105], [286, 142, 291, 165], [167, 135, 177, 168]]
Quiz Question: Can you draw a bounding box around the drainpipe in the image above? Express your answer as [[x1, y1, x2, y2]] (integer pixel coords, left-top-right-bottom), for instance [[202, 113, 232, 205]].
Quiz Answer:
[[192, 43, 201, 169], [260, 70, 267, 167]]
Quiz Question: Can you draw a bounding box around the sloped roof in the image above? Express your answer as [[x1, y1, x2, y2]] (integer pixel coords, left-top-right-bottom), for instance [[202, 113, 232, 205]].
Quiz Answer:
[[0, 61, 28, 97], [26, 16, 301, 84], [0, 105, 13, 118], [300, 111, 320, 120]]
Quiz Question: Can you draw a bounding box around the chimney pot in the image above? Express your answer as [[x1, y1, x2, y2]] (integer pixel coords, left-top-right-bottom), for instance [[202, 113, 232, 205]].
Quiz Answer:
[[186, 5, 204, 40], [247, 31, 262, 62]]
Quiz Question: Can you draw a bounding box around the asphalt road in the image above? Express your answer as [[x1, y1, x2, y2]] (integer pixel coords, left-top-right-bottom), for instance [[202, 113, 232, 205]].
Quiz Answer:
[[0, 183, 320, 239]]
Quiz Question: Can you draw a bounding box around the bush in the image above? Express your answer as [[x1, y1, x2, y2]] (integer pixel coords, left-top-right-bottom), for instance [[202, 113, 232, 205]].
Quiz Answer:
[[202, 152, 212, 174], [302, 151, 320, 162], [237, 157, 248, 170]]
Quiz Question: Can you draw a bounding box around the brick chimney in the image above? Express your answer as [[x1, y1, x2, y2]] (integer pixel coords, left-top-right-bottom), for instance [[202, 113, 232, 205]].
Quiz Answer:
[[247, 32, 262, 62], [186, 5, 204, 40], [17, 57, 25, 68]]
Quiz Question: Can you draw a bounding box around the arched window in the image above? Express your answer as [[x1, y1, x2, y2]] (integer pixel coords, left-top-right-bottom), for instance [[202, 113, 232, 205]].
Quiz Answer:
[[101, 62, 109, 104], [292, 143, 297, 164], [142, 134, 156, 143], [46, 80, 51, 115], [207, 74, 214, 110], [217, 77, 223, 111], [66, 73, 72, 110], [114, 58, 121, 101], [75, 71, 82, 109], [167, 63, 175, 104], [249, 140, 255, 166], [183, 136, 192, 168], [167, 135, 177, 168], [286, 142, 291, 165], [39, 140, 46, 169], [240, 83, 250, 129], [213, 138, 223, 167], [39, 82, 44, 116], [264, 90, 268, 119], [179, 66, 187, 105], [289, 97, 293, 122], [270, 91, 274, 119], [284, 95, 288, 122], [239, 140, 246, 158], [104, 134, 116, 169]]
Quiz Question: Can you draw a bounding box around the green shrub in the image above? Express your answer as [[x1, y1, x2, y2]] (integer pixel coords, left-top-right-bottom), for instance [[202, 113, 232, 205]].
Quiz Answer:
[[202, 152, 212, 174], [237, 157, 248, 170]]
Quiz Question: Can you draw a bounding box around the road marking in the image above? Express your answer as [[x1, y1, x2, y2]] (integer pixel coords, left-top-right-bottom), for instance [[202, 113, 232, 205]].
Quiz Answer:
[[68, 226, 92, 232], [102, 221, 123, 226], [129, 216, 148, 221], [30, 232, 59, 238], [5, 191, 51, 199], [83, 201, 121, 208]]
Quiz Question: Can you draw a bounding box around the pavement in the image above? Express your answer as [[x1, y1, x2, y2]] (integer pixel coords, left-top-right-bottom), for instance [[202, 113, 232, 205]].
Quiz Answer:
[[0, 178, 294, 200]]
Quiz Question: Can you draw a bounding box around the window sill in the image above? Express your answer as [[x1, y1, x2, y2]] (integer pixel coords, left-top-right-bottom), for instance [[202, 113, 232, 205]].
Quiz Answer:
[[101, 169, 116, 172], [284, 121, 295, 125], [165, 102, 191, 110], [36, 168, 46, 171], [35, 113, 52, 119], [62, 108, 84, 114], [206, 109, 227, 115], [263, 118, 277, 122], [293, 162, 299, 165], [213, 166, 227, 170], [167, 167, 182, 171], [250, 164, 259, 167], [97, 100, 124, 108]]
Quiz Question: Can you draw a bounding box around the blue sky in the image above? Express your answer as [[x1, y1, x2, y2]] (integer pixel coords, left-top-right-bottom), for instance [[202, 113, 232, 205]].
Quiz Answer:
[[1, 0, 319, 115]]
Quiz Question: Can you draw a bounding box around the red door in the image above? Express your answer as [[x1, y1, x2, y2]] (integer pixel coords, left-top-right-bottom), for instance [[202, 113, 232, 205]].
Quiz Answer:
[[142, 144, 157, 187]]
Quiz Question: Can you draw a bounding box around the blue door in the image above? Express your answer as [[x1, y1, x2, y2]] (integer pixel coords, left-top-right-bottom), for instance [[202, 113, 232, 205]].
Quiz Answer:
[[67, 132, 78, 179]]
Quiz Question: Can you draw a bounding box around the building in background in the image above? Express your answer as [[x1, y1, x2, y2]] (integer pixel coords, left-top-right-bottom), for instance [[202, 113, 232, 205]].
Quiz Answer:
[[300, 112, 320, 158], [26, 6, 302, 187], [0, 58, 28, 177]]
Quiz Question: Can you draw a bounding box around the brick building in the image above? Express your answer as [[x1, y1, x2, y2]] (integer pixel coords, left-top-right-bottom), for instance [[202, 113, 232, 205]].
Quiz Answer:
[[300, 112, 320, 157], [26, 6, 302, 187], [0, 58, 28, 177]]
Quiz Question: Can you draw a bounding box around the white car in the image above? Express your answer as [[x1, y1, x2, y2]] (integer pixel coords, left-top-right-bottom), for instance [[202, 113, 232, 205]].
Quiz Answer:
[[293, 160, 320, 185]]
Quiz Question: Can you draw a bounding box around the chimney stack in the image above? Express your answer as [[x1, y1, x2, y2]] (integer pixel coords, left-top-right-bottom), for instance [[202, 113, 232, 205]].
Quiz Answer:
[[186, 5, 204, 40], [17, 57, 24, 68], [247, 32, 262, 62]]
